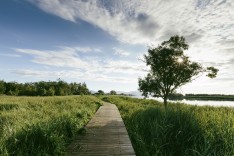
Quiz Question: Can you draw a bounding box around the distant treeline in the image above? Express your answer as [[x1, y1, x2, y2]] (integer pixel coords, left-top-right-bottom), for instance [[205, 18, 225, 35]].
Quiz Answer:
[[0, 79, 90, 96], [168, 93, 234, 101]]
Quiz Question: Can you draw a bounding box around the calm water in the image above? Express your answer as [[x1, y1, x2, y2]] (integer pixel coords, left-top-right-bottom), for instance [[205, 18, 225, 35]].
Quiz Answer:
[[137, 96, 234, 107], [170, 99, 234, 107]]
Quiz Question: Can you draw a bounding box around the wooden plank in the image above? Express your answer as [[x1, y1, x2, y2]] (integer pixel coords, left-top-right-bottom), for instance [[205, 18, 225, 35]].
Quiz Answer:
[[67, 103, 135, 156]]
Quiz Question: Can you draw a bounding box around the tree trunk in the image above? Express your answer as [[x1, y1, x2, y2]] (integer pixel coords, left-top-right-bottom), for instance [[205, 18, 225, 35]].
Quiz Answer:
[[163, 92, 169, 108], [163, 98, 168, 108]]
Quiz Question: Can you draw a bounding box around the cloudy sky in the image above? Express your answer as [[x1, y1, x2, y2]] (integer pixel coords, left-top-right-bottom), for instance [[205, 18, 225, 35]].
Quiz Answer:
[[0, 0, 234, 94]]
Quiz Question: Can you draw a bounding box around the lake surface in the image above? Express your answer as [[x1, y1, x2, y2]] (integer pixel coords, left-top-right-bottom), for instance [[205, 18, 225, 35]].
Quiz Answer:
[[170, 99, 234, 107], [135, 96, 234, 107]]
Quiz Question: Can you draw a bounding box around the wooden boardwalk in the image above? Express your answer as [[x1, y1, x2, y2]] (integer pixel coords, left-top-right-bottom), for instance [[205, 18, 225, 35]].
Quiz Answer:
[[67, 103, 135, 156]]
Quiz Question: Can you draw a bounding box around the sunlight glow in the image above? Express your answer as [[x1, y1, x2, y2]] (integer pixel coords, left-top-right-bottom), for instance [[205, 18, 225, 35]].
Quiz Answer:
[[177, 57, 183, 63]]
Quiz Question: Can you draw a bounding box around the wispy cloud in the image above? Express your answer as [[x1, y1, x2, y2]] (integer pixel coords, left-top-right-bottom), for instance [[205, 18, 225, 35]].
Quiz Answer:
[[12, 69, 135, 83], [14, 47, 146, 82], [15, 47, 89, 68], [15, 47, 145, 73], [113, 47, 130, 57], [74, 47, 102, 53], [28, 0, 234, 45], [27, 0, 234, 69], [57, 46, 102, 53]]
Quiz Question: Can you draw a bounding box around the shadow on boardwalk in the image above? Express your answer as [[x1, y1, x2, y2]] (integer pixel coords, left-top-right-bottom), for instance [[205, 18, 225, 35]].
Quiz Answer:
[[67, 103, 135, 156]]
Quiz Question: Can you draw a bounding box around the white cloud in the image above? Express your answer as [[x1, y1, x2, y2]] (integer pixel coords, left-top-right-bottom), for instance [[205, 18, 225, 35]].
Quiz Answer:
[[113, 47, 130, 56], [27, 0, 160, 44], [15, 47, 89, 68], [27, 0, 234, 65], [57, 46, 102, 53], [74, 47, 102, 53], [14, 47, 146, 83], [27, 0, 234, 44], [12, 69, 135, 83], [104, 60, 145, 74], [15, 47, 145, 73]]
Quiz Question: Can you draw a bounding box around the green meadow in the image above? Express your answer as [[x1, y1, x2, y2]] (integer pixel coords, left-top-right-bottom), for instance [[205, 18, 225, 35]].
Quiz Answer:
[[1, 95, 234, 155], [101, 96, 234, 156], [0, 96, 102, 155]]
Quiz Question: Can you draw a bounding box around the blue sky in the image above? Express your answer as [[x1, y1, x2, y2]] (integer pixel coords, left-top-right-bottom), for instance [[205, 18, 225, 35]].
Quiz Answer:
[[0, 0, 234, 94]]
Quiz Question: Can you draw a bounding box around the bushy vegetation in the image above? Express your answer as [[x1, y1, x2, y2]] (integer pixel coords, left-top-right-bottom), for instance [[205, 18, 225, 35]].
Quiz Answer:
[[0, 96, 102, 155], [101, 96, 234, 156], [0, 79, 90, 96]]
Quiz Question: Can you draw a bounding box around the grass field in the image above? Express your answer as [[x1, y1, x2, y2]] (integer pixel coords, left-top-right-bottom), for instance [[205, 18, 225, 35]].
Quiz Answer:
[[101, 96, 234, 156], [0, 96, 102, 156], [1, 95, 234, 155]]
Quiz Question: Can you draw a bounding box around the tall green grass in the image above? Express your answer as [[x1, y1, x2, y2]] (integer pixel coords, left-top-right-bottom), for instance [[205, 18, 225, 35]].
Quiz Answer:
[[0, 96, 102, 155], [102, 96, 234, 156]]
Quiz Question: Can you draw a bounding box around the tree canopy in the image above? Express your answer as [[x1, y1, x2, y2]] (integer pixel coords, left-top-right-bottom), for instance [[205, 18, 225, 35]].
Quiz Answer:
[[110, 90, 117, 95], [0, 79, 90, 96], [97, 90, 105, 95], [138, 35, 218, 107]]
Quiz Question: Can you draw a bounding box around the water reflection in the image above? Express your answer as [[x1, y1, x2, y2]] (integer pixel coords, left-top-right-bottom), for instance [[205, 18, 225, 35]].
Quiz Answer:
[[142, 97, 234, 107], [172, 99, 234, 107]]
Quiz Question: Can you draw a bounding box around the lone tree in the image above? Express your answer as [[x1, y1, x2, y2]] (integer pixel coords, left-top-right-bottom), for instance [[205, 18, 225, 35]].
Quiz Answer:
[[110, 90, 117, 95], [139, 35, 218, 108], [97, 90, 105, 95]]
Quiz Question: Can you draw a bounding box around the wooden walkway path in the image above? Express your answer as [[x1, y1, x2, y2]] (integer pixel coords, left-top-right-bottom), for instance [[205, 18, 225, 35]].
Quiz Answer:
[[67, 103, 135, 156]]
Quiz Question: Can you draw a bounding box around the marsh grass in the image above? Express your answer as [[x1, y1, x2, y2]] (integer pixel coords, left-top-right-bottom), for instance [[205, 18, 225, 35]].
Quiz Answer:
[[0, 96, 102, 155], [102, 96, 234, 156]]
